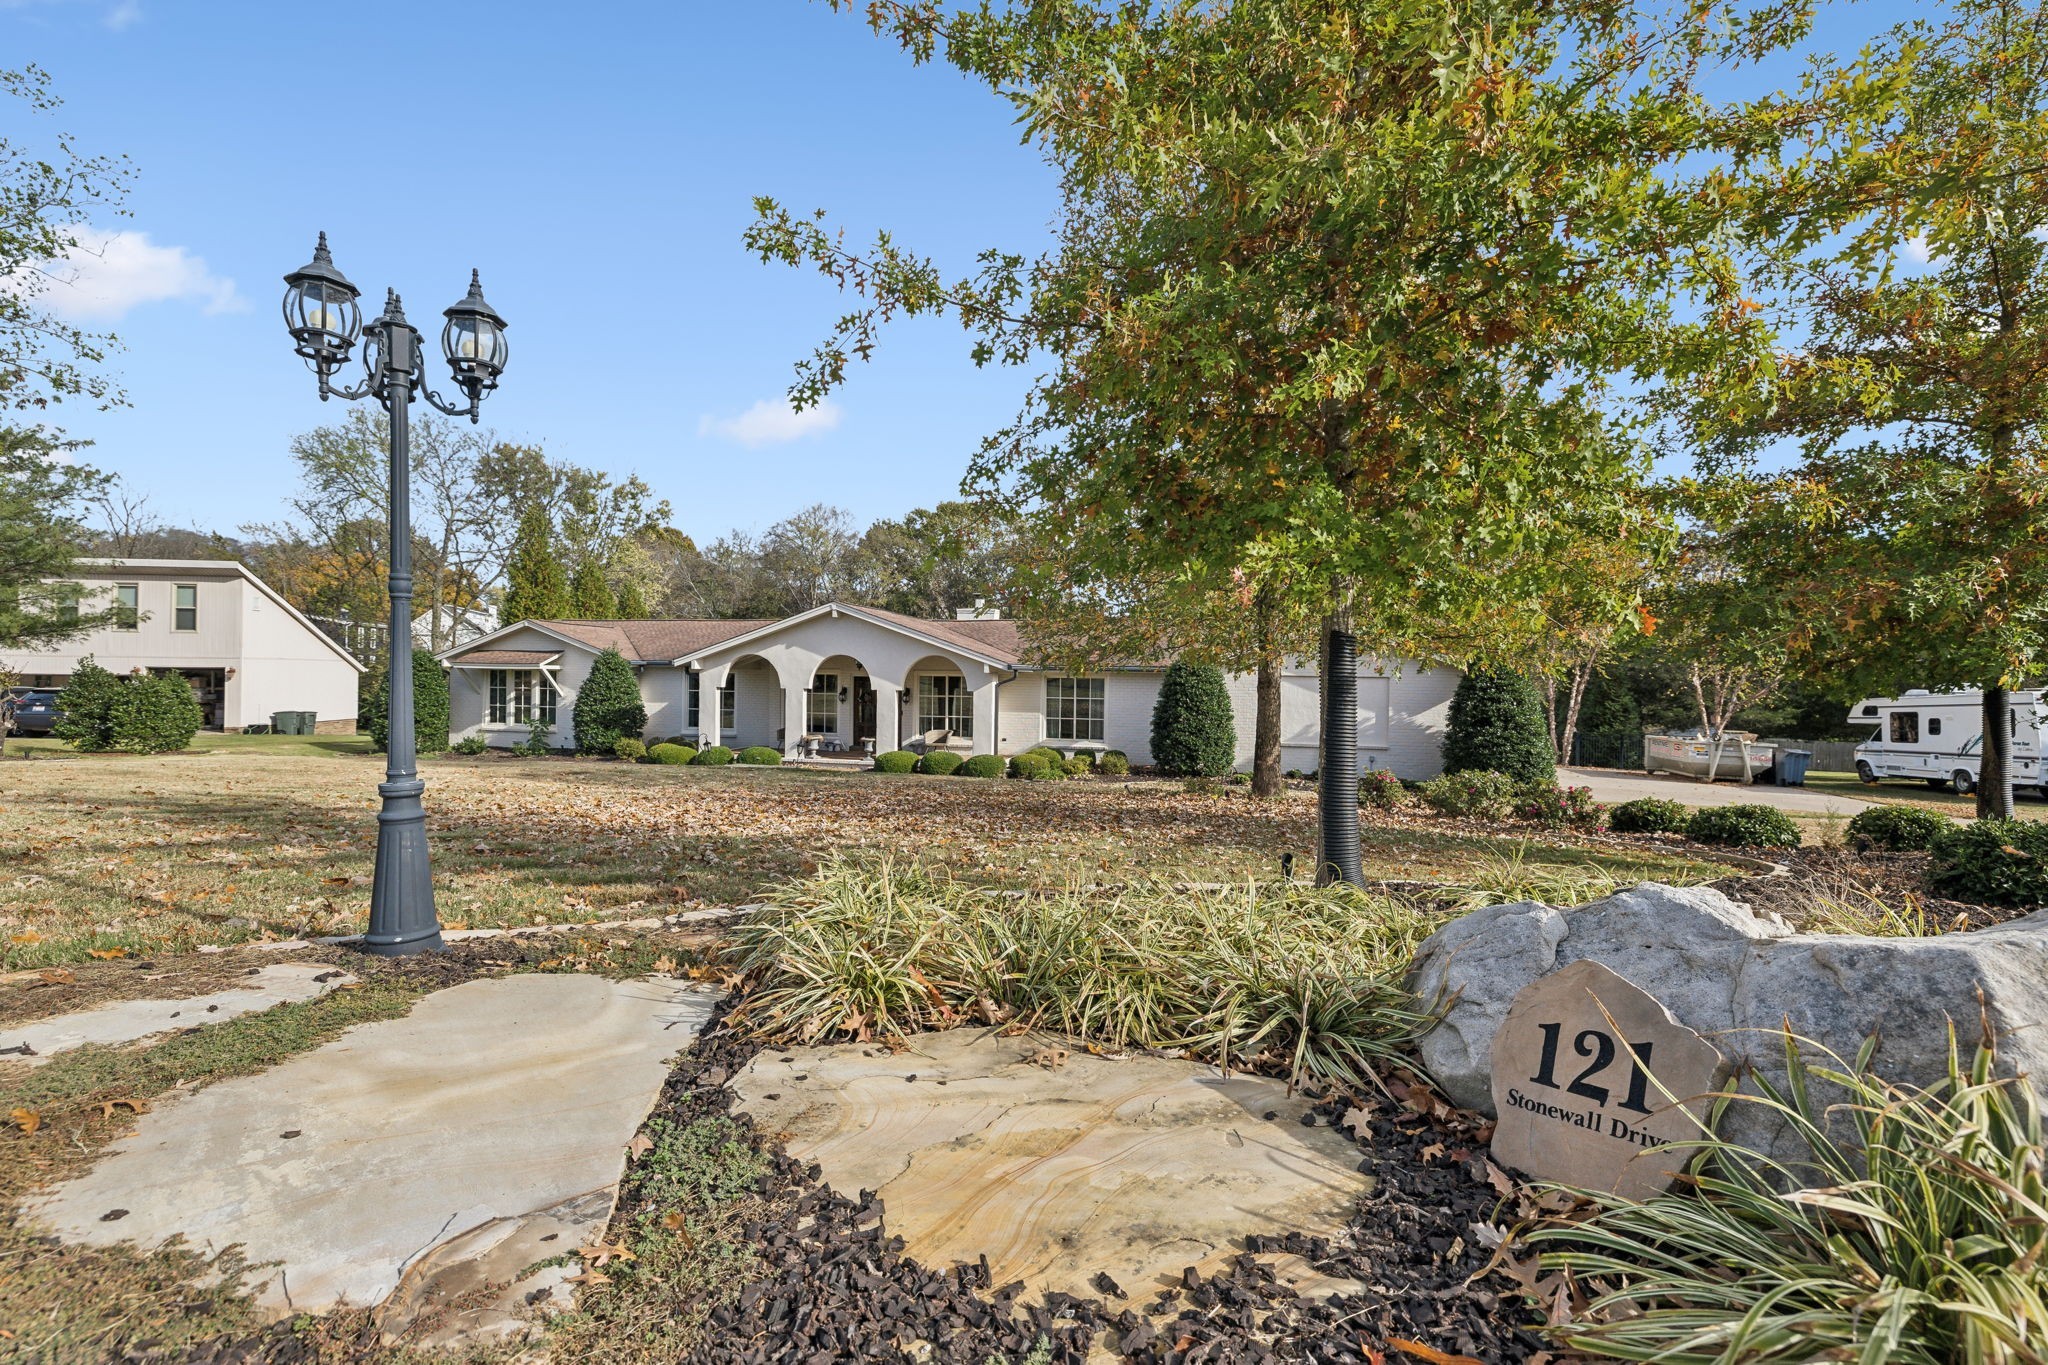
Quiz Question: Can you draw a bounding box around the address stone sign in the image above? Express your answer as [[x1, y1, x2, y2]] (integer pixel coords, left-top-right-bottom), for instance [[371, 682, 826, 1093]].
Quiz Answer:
[[1489, 959, 1728, 1200]]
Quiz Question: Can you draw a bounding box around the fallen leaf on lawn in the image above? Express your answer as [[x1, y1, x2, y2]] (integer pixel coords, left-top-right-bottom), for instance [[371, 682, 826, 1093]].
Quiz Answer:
[[38, 969, 74, 985], [1389, 1340, 1483, 1365], [580, 1239, 636, 1267], [652, 954, 677, 975], [563, 1270, 611, 1287], [627, 1133, 654, 1160], [9, 1108, 41, 1136], [1420, 1142, 1446, 1162], [87, 948, 128, 960], [9, 932, 41, 944], [99, 1098, 149, 1120], [1341, 1105, 1374, 1138]]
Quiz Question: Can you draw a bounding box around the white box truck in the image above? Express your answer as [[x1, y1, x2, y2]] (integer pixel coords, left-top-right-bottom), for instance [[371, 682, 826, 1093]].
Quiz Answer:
[[1849, 689, 2046, 795]]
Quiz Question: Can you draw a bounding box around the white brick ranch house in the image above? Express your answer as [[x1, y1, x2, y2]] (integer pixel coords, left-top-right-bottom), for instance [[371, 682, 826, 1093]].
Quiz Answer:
[[438, 603, 1460, 777]]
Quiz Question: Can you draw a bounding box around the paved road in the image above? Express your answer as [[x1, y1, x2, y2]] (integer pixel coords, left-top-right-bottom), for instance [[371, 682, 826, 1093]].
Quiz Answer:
[[1560, 767, 1879, 815]]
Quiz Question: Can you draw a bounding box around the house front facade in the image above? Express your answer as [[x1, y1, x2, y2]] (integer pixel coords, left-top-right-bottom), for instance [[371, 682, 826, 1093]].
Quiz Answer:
[[10, 559, 366, 731], [440, 602, 1460, 778]]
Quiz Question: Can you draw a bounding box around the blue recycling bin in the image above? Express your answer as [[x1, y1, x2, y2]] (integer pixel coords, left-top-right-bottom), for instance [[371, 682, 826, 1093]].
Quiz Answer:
[[1774, 749, 1813, 786]]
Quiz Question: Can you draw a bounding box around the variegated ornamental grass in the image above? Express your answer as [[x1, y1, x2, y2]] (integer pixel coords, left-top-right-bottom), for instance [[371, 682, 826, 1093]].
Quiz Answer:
[[1534, 1030, 2048, 1365], [724, 857, 1446, 1091]]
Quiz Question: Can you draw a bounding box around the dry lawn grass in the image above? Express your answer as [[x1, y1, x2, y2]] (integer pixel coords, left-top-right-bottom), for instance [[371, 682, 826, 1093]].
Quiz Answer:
[[0, 746, 1718, 970]]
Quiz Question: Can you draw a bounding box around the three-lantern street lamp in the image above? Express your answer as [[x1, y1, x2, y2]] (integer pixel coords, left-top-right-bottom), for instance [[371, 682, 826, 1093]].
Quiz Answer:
[[280, 234, 509, 955]]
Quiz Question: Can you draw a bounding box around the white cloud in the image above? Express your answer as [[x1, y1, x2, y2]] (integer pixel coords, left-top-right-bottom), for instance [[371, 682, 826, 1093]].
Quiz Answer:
[[696, 398, 843, 448], [103, 0, 141, 29], [1903, 235, 1933, 265], [35, 227, 245, 322]]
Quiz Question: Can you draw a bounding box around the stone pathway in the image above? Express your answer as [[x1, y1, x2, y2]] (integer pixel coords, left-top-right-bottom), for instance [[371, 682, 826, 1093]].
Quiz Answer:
[[30, 972, 720, 1345], [731, 1029, 1372, 1305], [3, 963, 355, 1065]]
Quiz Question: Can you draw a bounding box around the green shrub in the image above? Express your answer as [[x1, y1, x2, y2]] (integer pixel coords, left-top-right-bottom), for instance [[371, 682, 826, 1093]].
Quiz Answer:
[[1008, 751, 1052, 780], [1063, 754, 1095, 776], [55, 658, 204, 755], [1931, 819, 2048, 908], [613, 737, 647, 761], [1607, 797, 1692, 834], [451, 734, 489, 755], [873, 749, 918, 774], [917, 750, 964, 776], [1535, 1033, 2048, 1365], [361, 649, 451, 755], [1149, 662, 1237, 777], [1097, 751, 1131, 777], [1358, 769, 1410, 811], [736, 745, 782, 766], [1440, 667, 1553, 783], [513, 718, 554, 757], [692, 744, 734, 766], [1514, 781, 1605, 829], [572, 647, 648, 755], [1418, 769, 1520, 821], [1685, 803, 1801, 849], [1848, 803, 1956, 852], [958, 753, 1005, 778], [648, 743, 695, 765]]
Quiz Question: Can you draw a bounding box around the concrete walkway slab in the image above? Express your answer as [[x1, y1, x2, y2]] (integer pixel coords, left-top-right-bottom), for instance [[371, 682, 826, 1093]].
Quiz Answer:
[[3, 964, 355, 1066], [1562, 767, 1876, 815], [732, 1030, 1371, 1305], [29, 973, 720, 1342]]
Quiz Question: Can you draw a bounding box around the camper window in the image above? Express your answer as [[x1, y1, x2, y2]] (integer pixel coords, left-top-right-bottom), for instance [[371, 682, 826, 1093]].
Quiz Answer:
[[1891, 712, 1920, 744], [1928, 718, 1943, 736]]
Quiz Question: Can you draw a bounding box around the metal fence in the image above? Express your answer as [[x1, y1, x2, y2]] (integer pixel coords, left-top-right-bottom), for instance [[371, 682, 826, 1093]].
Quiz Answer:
[[1760, 737, 1860, 773]]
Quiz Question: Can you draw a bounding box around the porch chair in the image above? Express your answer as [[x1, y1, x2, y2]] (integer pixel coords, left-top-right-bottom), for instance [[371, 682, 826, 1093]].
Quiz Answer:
[[909, 728, 951, 754]]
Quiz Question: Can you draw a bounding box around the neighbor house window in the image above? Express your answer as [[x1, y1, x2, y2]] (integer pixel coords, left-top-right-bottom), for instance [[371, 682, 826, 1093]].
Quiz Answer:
[[686, 672, 700, 729], [808, 673, 839, 733], [173, 584, 198, 632], [487, 669, 557, 725], [1890, 712, 1919, 744], [719, 678, 736, 731], [54, 584, 82, 625], [114, 584, 138, 630], [917, 674, 972, 738], [1045, 677, 1105, 742]]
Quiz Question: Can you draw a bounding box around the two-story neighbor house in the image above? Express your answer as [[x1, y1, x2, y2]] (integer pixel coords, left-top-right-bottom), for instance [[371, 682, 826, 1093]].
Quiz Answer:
[[9, 559, 365, 732], [439, 602, 1459, 776]]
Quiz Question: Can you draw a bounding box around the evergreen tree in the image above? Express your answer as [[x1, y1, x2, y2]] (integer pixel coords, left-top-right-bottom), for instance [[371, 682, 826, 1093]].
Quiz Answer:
[[613, 578, 649, 619], [569, 558, 616, 619], [1442, 668, 1555, 783], [1149, 662, 1237, 777], [572, 647, 648, 754], [52, 657, 202, 754], [500, 503, 570, 622], [362, 650, 451, 755], [51, 655, 121, 751]]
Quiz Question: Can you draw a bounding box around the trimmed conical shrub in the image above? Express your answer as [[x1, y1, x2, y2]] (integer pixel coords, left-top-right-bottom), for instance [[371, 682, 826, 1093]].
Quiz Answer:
[[1441, 667, 1554, 783], [363, 649, 451, 755], [572, 647, 647, 754], [1150, 662, 1237, 777]]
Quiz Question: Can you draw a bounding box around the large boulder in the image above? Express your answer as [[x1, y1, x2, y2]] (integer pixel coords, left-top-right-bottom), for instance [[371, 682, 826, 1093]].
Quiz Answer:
[[1409, 883, 2048, 1162]]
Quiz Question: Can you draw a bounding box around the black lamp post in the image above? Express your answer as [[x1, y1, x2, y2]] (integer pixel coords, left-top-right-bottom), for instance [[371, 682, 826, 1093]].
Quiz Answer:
[[280, 233, 509, 955]]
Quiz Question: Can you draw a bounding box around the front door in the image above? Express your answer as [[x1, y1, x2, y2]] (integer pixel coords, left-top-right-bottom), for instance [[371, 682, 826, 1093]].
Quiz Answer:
[[852, 678, 876, 747]]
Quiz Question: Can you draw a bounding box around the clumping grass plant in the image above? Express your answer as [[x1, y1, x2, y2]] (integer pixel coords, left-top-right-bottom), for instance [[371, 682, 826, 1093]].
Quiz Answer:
[[1532, 1028, 2048, 1365], [724, 857, 1446, 1090]]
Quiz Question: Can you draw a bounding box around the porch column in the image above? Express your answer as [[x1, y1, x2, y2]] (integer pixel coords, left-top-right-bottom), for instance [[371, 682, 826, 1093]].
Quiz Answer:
[[872, 679, 902, 754], [782, 675, 809, 757], [970, 674, 1001, 757], [697, 665, 727, 749]]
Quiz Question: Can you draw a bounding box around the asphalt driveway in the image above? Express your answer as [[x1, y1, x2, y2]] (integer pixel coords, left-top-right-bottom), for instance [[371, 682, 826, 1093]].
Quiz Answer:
[[1560, 767, 1879, 815]]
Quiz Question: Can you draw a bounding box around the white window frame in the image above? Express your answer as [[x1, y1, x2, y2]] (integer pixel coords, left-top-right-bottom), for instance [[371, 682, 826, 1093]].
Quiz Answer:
[[114, 583, 139, 631], [173, 583, 198, 632], [917, 674, 972, 738], [808, 673, 839, 734], [719, 677, 736, 731], [487, 668, 556, 726], [686, 671, 701, 730], [1045, 676, 1105, 743]]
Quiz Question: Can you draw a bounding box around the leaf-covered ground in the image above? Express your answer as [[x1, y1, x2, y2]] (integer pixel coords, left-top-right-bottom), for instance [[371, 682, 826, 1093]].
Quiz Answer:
[[0, 744, 1719, 970]]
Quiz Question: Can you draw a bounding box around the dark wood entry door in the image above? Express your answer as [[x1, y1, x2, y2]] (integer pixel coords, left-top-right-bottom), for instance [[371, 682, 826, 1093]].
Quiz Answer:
[[853, 678, 876, 746]]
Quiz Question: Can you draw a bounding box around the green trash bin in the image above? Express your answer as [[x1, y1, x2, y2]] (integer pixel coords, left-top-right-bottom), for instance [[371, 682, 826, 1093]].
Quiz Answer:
[[270, 711, 294, 735]]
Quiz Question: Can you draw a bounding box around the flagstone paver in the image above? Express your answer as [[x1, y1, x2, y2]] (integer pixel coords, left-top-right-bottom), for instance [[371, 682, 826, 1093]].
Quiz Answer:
[[29, 972, 720, 1342], [731, 1030, 1372, 1304], [3, 963, 355, 1065]]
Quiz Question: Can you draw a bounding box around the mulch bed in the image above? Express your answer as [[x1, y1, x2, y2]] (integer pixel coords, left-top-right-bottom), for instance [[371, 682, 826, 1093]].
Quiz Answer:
[[1707, 847, 2033, 931], [642, 1013, 1545, 1364]]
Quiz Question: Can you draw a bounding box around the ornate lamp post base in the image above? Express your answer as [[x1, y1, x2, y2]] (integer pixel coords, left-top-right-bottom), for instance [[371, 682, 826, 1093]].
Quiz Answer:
[[364, 777, 444, 955]]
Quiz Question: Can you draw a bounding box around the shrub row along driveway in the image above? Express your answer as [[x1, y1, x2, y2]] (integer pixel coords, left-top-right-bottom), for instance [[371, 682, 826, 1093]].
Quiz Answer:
[[0, 750, 1718, 969]]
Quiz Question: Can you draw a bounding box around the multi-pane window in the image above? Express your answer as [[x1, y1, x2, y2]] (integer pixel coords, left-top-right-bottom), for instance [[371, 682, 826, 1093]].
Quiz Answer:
[[686, 672, 700, 730], [1045, 677, 1105, 742], [114, 584, 139, 631], [719, 678, 736, 731], [808, 673, 839, 733], [487, 669, 557, 725], [54, 584, 82, 625], [173, 584, 198, 632], [916, 674, 972, 737]]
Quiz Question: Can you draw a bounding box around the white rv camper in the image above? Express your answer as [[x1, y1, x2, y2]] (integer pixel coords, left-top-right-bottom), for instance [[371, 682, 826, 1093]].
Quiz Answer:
[[1849, 690, 2046, 795]]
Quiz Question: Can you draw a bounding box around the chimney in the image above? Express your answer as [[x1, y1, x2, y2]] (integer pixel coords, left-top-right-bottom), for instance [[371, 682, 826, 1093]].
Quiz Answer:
[[954, 598, 1000, 621]]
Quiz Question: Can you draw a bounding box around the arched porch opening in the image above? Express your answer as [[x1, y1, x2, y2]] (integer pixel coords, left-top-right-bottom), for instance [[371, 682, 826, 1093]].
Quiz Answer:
[[903, 654, 991, 755]]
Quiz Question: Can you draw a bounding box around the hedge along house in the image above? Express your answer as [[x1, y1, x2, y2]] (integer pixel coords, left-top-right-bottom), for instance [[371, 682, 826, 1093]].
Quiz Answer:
[[437, 602, 1460, 776]]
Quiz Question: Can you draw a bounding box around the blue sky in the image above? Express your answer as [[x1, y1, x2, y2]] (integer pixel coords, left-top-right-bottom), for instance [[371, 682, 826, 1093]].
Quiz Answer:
[[9, 0, 1057, 544], [11, 0, 1934, 543]]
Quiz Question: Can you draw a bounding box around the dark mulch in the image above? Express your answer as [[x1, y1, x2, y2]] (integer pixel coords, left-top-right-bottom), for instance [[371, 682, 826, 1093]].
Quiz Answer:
[[1708, 847, 2031, 931], [653, 1015, 1542, 1364]]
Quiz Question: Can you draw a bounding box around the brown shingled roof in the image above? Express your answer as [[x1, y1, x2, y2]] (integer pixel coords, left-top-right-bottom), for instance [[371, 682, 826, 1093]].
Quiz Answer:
[[466, 609, 1050, 669], [453, 649, 559, 667]]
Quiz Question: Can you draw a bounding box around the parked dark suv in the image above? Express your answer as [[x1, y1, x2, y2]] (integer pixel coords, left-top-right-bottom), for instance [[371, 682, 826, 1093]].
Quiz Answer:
[[1, 688, 63, 737]]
